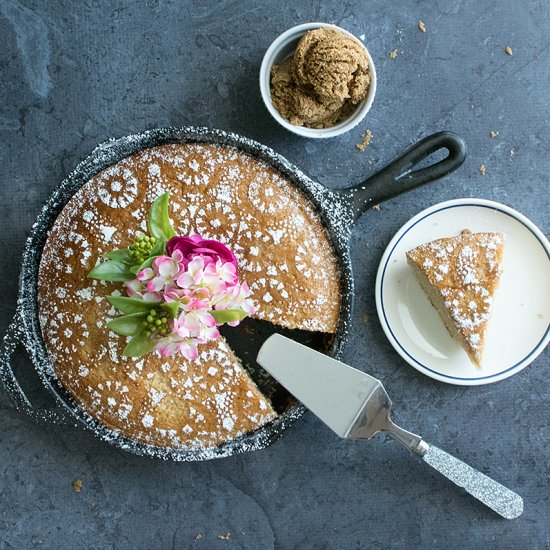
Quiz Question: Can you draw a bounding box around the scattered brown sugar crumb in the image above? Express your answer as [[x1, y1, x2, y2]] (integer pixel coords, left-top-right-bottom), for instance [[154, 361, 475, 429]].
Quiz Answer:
[[72, 479, 83, 493], [372, 204, 381, 211], [489, 130, 499, 138], [389, 49, 398, 59], [356, 130, 373, 151], [505, 46, 513, 55], [418, 20, 427, 32], [194, 534, 203, 542], [217, 533, 231, 541], [479, 164, 486, 175]]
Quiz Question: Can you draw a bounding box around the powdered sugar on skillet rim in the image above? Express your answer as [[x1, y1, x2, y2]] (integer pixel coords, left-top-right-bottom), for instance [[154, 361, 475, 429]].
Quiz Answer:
[[10, 127, 356, 462]]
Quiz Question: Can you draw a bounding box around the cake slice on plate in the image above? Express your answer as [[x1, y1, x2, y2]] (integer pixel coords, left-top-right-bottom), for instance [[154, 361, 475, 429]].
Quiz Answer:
[[406, 230, 505, 367]]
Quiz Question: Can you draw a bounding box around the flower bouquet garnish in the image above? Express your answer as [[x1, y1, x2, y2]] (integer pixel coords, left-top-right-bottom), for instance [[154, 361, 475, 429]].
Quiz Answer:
[[88, 193, 255, 359]]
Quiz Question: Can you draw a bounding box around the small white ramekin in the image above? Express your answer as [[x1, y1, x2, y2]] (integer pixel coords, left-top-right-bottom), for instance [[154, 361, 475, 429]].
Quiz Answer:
[[259, 22, 377, 139]]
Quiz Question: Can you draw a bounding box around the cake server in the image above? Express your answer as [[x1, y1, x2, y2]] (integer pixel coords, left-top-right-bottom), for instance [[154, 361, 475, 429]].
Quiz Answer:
[[257, 334, 523, 519]]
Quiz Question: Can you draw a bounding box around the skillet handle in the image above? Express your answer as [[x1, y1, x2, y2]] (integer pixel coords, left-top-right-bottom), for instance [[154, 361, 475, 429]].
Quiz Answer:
[[0, 310, 73, 426], [341, 132, 466, 222]]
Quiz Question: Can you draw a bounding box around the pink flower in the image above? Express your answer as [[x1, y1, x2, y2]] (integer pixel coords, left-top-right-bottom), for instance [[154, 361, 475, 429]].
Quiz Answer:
[[212, 281, 257, 326], [217, 261, 237, 283], [114, 232, 255, 361], [176, 256, 207, 289], [166, 234, 238, 274], [123, 279, 161, 302], [179, 259, 231, 295], [163, 285, 188, 303], [139, 250, 183, 292], [179, 310, 219, 339], [155, 318, 203, 359], [213, 281, 255, 311], [181, 287, 212, 312], [156, 333, 203, 360], [154, 313, 219, 359]]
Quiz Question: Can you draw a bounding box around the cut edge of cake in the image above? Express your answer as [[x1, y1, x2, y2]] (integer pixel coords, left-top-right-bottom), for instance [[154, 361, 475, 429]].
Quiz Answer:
[[406, 230, 505, 368]]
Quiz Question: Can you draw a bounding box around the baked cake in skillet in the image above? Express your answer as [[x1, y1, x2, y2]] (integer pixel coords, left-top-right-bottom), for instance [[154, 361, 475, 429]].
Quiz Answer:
[[38, 143, 341, 448], [406, 230, 504, 367]]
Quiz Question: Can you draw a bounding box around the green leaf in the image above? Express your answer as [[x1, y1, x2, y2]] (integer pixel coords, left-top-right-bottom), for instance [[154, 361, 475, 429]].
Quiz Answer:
[[160, 301, 180, 318], [103, 248, 133, 264], [150, 238, 167, 257], [107, 296, 158, 314], [123, 332, 157, 357], [88, 260, 135, 282], [148, 192, 176, 240], [107, 313, 147, 336], [210, 309, 249, 324]]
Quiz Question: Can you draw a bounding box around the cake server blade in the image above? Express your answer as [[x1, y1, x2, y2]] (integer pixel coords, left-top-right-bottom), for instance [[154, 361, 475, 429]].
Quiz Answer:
[[257, 334, 523, 519]]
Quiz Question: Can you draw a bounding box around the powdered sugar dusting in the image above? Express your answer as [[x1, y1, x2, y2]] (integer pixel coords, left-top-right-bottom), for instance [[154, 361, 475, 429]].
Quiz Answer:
[[33, 135, 344, 455], [9, 126, 354, 462]]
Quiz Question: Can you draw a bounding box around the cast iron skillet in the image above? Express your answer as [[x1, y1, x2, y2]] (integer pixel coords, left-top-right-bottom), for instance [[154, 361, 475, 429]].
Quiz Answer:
[[0, 127, 466, 461]]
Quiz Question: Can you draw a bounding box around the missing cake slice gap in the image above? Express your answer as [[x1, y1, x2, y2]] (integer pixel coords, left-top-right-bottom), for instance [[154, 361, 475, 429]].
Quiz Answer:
[[406, 230, 505, 367]]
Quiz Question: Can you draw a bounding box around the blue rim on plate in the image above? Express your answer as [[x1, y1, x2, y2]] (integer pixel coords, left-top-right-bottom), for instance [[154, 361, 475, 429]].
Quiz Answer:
[[375, 198, 550, 385]]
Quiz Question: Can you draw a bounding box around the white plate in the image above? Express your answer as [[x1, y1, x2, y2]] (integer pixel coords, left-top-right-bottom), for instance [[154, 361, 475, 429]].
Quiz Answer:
[[375, 199, 550, 385]]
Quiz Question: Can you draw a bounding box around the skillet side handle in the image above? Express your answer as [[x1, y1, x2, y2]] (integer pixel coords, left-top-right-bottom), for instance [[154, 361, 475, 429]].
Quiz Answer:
[[345, 132, 466, 222], [0, 310, 73, 426]]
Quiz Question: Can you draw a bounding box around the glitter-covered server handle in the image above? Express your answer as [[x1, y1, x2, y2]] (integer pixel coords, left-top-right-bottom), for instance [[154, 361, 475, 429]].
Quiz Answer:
[[383, 422, 523, 519], [417, 442, 524, 519], [0, 309, 72, 425]]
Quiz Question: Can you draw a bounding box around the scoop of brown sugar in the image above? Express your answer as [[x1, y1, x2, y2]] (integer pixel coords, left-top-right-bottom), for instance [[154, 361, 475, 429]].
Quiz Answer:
[[270, 28, 370, 129]]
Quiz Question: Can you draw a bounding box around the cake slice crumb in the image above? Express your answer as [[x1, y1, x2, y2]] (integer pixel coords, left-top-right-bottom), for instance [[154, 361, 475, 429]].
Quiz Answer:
[[356, 130, 373, 151], [418, 20, 427, 32], [72, 479, 83, 493]]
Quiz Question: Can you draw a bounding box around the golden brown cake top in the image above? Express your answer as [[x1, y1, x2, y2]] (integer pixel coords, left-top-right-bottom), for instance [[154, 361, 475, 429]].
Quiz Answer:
[[38, 143, 341, 449], [407, 230, 504, 289]]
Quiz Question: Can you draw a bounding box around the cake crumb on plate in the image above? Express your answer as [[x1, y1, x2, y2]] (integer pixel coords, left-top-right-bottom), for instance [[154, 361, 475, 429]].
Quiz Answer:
[[479, 164, 486, 175], [217, 533, 231, 541], [389, 49, 398, 59], [72, 479, 83, 493], [489, 131, 499, 138], [418, 20, 427, 32], [505, 46, 513, 55]]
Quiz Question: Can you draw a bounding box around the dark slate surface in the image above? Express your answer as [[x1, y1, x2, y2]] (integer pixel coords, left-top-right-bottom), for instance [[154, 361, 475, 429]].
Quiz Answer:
[[1, 0, 549, 548]]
